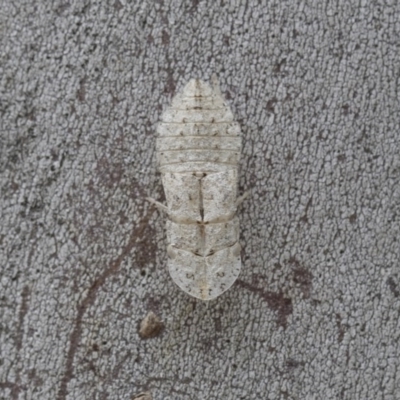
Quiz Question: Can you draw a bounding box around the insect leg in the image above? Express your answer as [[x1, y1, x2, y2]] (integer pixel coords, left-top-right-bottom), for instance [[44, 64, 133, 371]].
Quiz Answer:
[[235, 190, 250, 208], [146, 197, 169, 213]]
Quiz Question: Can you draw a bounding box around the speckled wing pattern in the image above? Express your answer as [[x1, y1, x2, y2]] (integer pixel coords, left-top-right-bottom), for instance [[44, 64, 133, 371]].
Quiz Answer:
[[156, 79, 242, 300]]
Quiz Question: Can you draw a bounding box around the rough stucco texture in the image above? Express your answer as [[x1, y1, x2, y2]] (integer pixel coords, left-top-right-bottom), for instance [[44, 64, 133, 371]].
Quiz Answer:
[[1, 1, 399, 399]]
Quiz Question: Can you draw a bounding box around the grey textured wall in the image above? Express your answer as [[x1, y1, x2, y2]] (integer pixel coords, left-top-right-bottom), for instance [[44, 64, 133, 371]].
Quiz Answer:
[[1, 1, 399, 399]]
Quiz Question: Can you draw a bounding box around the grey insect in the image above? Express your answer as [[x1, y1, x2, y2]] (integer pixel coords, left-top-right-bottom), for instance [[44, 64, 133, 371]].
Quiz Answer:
[[149, 78, 247, 300]]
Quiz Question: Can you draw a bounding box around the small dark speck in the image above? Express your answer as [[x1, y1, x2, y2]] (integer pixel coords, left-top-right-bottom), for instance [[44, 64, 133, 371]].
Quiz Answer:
[[364, 147, 372, 154], [113, 0, 123, 11], [266, 97, 277, 113], [349, 213, 357, 224], [273, 58, 287, 74], [342, 104, 350, 115], [387, 277, 399, 297], [223, 35, 230, 46], [161, 30, 170, 45], [286, 358, 304, 370], [337, 154, 346, 162]]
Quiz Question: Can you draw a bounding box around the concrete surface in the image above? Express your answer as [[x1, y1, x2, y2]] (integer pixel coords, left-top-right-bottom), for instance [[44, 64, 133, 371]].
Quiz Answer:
[[1, 1, 399, 399]]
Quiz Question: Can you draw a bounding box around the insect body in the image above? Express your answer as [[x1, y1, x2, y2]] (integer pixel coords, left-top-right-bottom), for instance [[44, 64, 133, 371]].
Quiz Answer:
[[152, 78, 245, 300]]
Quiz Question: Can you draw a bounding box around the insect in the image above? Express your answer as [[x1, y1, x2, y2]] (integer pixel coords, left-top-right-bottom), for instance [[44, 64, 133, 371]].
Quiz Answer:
[[148, 77, 247, 300]]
